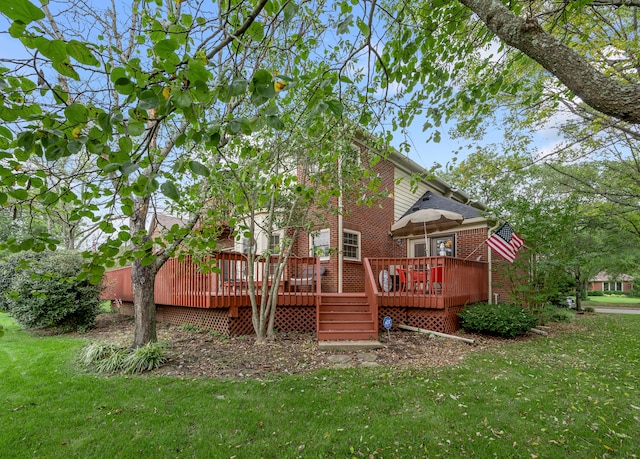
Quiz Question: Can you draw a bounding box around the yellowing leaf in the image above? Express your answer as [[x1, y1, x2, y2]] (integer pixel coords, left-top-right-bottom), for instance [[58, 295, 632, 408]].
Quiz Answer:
[[274, 81, 286, 92], [72, 127, 82, 138], [162, 86, 171, 100]]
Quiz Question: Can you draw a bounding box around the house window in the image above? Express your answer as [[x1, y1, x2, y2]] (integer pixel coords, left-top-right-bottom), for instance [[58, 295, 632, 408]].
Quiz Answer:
[[604, 282, 622, 291], [269, 232, 281, 252], [343, 230, 361, 261], [310, 229, 330, 259], [431, 235, 455, 257]]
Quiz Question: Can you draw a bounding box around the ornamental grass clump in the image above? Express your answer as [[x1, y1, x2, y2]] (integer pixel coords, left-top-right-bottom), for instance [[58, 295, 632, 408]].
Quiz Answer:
[[80, 341, 166, 374], [458, 302, 538, 338]]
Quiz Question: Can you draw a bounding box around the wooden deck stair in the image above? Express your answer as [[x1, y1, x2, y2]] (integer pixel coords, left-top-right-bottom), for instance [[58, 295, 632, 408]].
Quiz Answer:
[[317, 293, 378, 341]]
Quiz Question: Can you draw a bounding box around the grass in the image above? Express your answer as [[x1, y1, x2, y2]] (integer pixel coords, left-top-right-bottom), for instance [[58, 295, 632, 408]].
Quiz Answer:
[[1, 312, 639, 458], [583, 295, 640, 308]]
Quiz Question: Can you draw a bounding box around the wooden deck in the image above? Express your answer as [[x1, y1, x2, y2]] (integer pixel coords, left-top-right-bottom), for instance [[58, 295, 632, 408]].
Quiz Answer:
[[102, 253, 489, 338]]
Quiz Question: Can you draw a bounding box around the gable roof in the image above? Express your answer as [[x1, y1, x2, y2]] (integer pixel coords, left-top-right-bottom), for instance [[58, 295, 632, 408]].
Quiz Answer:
[[401, 191, 483, 220], [590, 271, 634, 282]]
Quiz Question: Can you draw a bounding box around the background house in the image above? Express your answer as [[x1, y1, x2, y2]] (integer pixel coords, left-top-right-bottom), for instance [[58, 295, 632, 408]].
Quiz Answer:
[[588, 272, 634, 293]]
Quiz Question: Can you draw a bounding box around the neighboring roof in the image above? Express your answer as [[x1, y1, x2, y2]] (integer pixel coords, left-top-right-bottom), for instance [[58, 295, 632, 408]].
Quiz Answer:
[[401, 191, 482, 220], [590, 271, 634, 282], [154, 213, 186, 230]]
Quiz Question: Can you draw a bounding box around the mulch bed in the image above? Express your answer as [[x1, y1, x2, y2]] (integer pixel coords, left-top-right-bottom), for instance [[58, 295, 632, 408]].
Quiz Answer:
[[73, 313, 581, 379]]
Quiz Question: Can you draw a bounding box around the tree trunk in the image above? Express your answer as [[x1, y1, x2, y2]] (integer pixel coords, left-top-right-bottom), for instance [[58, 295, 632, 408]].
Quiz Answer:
[[132, 260, 158, 347], [575, 274, 583, 312]]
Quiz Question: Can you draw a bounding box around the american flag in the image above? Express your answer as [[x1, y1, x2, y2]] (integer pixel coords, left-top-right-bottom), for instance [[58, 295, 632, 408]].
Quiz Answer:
[[485, 222, 524, 263]]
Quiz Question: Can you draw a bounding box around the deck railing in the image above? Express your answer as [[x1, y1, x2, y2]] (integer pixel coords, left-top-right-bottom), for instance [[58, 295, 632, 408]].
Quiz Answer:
[[364, 256, 489, 309], [102, 253, 322, 308]]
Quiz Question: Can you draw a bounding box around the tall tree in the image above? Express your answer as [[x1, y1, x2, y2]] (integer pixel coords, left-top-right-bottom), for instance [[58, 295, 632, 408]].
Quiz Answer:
[[0, 0, 383, 347]]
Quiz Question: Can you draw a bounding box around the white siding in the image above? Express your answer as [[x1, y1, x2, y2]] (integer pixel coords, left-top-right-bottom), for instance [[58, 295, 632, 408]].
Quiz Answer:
[[393, 167, 434, 221]]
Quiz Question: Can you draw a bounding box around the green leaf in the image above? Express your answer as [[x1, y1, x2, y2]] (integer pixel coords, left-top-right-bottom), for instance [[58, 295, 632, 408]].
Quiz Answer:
[[39, 191, 59, 205], [118, 136, 133, 154], [0, 0, 45, 23], [8, 20, 26, 38], [37, 39, 68, 62], [253, 69, 272, 85], [188, 160, 210, 177], [247, 21, 264, 41], [52, 60, 80, 80], [227, 119, 241, 135], [266, 115, 284, 130], [138, 89, 160, 110], [161, 181, 180, 201], [113, 77, 135, 95], [119, 161, 139, 176], [128, 120, 145, 136], [67, 40, 100, 66], [326, 99, 344, 116], [154, 38, 178, 56], [174, 91, 193, 108], [230, 78, 247, 97], [64, 103, 88, 124], [356, 17, 370, 36], [10, 188, 29, 200]]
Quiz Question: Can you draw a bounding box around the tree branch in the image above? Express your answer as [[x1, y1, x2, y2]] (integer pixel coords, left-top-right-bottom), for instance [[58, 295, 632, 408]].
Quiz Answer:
[[459, 0, 640, 124]]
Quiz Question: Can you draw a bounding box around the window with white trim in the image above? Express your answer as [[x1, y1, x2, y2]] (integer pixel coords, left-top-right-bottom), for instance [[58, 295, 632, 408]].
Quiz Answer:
[[310, 229, 330, 259], [343, 229, 361, 261], [604, 281, 622, 291]]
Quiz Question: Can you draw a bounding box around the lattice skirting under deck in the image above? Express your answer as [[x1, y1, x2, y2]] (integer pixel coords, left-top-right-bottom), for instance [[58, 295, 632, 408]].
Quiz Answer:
[[378, 305, 466, 334], [113, 301, 466, 336]]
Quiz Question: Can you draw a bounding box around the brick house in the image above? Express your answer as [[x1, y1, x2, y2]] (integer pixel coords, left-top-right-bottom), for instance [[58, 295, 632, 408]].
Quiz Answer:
[[588, 272, 634, 293], [105, 144, 501, 340]]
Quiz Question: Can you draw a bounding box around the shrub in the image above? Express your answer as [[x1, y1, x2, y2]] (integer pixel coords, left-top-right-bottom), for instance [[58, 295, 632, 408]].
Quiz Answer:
[[2, 251, 102, 332], [458, 302, 539, 338], [587, 290, 604, 296], [536, 305, 575, 325], [80, 341, 167, 374]]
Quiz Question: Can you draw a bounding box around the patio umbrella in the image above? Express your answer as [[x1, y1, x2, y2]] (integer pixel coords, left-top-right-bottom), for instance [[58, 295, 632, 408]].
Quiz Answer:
[[390, 208, 464, 238]]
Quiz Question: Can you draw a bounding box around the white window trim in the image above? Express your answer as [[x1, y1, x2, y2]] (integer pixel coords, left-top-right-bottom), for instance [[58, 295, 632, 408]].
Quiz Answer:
[[310, 228, 330, 260], [343, 229, 361, 262]]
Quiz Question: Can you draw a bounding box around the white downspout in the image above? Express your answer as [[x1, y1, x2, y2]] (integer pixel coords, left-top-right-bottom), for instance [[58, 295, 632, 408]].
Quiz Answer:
[[338, 193, 344, 293], [338, 154, 344, 293], [487, 222, 502, 304]]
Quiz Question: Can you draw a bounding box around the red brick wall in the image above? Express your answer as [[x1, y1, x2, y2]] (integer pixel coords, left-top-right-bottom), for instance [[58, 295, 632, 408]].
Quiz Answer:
[[340, 156, 396, 292]]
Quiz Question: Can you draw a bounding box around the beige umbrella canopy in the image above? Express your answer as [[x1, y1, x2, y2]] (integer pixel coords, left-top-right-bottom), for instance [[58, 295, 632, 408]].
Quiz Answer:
[[390, 209, 464, 238]]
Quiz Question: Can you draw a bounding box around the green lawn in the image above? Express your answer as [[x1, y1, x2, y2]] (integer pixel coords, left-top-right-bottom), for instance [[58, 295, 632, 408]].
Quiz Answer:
[[1, 311, 639, 458], [583, 295, 640, 308]]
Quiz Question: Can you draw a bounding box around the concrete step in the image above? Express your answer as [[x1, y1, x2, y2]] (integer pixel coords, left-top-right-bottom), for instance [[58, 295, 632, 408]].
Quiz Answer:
[[318, 339, 382, 350]]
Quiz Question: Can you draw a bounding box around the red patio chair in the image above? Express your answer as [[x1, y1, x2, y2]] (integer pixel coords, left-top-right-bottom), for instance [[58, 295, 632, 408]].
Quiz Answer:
[[395, 267, 408, 292], [430, 265, 443, 294], [410, 269, 428, 293]]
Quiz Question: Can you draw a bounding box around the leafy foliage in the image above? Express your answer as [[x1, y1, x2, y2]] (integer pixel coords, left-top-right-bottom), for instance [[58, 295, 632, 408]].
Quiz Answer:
[[458, 302, 538, 338], [536, 305, 575, 325], [79, 341, 166, 374], [1, 251, 102, 332]]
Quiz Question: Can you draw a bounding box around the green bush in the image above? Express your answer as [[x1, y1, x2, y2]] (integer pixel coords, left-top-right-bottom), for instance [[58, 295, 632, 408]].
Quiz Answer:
[[80, 341, 167, 374], [625, 288, 640, 298], [458, 302, 539, 338], [1, 251, 102, 332], [587, 290, 604, 297], [536, 305, 575, 325]]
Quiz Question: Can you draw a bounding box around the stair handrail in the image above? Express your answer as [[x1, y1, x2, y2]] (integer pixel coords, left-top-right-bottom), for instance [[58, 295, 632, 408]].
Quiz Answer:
[[363, 258, 379, 335]]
